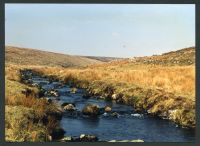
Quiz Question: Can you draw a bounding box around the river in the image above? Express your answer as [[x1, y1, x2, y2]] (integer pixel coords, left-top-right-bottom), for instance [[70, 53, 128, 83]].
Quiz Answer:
[[28, 72, 195, 142]]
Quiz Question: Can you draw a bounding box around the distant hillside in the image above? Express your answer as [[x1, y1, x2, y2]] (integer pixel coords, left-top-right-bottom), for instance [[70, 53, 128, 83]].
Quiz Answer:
[[5, 46, 102, 67], [83, 56, 125, 62], [129, 47, 195, 66]]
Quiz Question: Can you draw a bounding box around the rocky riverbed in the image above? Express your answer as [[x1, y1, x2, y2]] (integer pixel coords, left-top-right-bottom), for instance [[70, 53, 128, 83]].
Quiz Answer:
[[20, 69, 195, 142]]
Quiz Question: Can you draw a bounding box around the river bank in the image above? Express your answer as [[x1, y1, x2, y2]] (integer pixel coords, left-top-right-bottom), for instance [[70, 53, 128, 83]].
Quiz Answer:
[[31, 67, 195, 129], [19, 69, 145, 142], [19, 68, 195, 142], [5, 65, 64, 142]]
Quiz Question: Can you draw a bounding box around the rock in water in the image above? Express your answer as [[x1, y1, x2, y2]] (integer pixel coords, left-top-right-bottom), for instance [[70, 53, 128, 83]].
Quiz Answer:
[[79, 134, 98, 142], [70, 87, 77, 94], [63, 104, 76, 111], [111, 112, 120, 118], [45, 89, 59, 97], [61, 102, 75, 107], [131, 113, 143, 118], [82, 104, 100, 116], [32, 83, 40, 87], [104, 106, 112, 112], [61, 136, 72, 142], [50, 90, 59, 97], [111, 94, 118, 100]]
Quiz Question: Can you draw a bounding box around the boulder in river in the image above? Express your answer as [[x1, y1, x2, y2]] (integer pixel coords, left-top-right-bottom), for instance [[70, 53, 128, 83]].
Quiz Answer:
[[63, 104, 76, 111], [111, 93, 124, 101], [70, 87, 77, 94], [61, 102, 75, 107], [104, 106, 112, 112], [111, 112, 120, 118], [31, 83, 40, 87], [45, 89, 59, 97], [50, 90, 59, 97], [79, 134, 98, 142], [131, 113, 143, 118], [82, 104, 100, 116], [61, 136, 72, 142], [111, 94, 118, 100]]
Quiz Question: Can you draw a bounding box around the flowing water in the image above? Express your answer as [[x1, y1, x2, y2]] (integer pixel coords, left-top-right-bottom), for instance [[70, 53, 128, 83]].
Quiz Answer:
[[30, 73, 195, 142]]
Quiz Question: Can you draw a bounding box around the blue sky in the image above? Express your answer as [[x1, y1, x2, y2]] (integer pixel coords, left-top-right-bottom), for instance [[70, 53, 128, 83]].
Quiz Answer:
[[5, 4, 195, 57]]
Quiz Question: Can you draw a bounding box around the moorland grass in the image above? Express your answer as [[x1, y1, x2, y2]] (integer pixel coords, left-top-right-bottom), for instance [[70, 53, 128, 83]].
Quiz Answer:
[[5, 64, 62, 142]]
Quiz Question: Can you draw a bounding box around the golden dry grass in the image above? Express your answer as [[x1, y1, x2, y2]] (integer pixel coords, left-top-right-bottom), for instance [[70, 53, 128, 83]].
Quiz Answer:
[[31, 63, 195, 127], [5, 64, 62, 142], [32, 64, 195, 99]]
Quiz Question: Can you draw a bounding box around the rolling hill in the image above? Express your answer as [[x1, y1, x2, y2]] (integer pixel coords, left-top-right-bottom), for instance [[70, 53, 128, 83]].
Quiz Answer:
[[83, 56, 126, 62], [5, 46, 103, 67], [129, 47, 195, 66]]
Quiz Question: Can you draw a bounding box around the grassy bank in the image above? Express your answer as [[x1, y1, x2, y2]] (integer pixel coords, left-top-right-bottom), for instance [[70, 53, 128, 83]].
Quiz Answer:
[[31, 63, 195, 128], [5, 64, 63, 142]]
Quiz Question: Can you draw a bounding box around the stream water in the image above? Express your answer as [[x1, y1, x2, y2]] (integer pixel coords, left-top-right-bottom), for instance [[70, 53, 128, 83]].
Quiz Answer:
[[29, 73, 195, 142]]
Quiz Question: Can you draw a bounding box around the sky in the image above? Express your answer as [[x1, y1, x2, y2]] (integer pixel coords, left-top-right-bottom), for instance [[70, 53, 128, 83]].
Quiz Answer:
[[5, 4, 195, 58]]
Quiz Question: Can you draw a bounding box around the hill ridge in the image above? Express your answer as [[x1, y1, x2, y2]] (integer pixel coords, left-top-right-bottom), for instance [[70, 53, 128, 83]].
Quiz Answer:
[[5, 46, 103, 67], [128, 47, 195, 66]]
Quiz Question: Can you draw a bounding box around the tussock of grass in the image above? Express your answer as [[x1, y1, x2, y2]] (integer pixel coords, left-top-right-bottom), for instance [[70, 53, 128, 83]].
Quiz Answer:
[[5, 79, 38, 105], [5, 105, 46, 142], [5, 64, 63, 142]]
